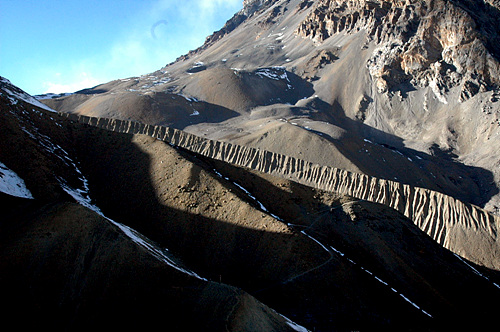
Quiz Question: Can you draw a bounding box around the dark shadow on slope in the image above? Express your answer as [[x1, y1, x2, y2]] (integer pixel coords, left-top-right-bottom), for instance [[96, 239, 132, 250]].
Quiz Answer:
[[298, 97, 499, 208], [283, 70, 316, 104], [389, 81, 417, 98], [55, 115, 499, 331], [169, 100, 241, 130], [0, 105, 302, 331], [56, 122, 431, 331], [75, 87, 108, 95], [199, 159, 500, 331], [0, 194, 291, 332], [240, 69, 315, 107], [451, 0, 500, 61], [9, 104, 499, 331]]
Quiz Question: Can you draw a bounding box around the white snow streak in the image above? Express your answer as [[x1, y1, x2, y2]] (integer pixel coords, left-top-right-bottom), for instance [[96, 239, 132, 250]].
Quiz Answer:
[[255, 67, 293, 89], [212, 168, 283, 221], [110, 219, 206, 280], [15, 106, 204, 281], [59, 167, 206, 281], [277, 313, 309, 332], [453, 253, 500, 289], [0, 161, 33, 199], [289, 223, 433, 319], [1, 77, 56, 112], [214, 169, 434, 320]]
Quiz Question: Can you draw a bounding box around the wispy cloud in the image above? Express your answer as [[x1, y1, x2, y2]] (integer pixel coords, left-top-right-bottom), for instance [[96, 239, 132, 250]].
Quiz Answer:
[[198, 0, 242, 14], [43, 72, 100, 94], [38, 0, 242, 94]]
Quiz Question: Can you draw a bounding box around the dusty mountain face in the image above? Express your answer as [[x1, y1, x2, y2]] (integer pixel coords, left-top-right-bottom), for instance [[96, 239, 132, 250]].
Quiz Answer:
[[40, 0, 500, 217], [13, 1, 500, 328], [0, 79, 304, 331], [3, 78, 500, 331]]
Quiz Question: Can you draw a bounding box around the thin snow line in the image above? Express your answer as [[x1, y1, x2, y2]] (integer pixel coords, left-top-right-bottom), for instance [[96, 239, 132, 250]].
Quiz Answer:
[[453, 253, 500, 289]]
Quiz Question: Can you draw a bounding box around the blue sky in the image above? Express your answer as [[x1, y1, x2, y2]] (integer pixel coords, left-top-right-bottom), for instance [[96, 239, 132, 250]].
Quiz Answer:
[[0, 0, 242, 95]]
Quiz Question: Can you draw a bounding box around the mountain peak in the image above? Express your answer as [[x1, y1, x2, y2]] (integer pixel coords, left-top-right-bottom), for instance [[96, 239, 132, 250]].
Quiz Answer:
[[170, 0, 278, 64]]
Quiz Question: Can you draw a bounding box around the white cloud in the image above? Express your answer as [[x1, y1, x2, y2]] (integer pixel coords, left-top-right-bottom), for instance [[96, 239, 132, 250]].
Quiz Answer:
[[43, 72, 100, 94], [100, 0, 242, 78], [198, 0, 242, 12], [41, 0, 243, 94]]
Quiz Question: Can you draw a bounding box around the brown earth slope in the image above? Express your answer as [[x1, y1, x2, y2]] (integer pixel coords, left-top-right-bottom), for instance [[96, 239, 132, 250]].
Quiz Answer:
[[3, 83, 500, 331], [63, 113, 500, 271], [0, 195, 297, 331]]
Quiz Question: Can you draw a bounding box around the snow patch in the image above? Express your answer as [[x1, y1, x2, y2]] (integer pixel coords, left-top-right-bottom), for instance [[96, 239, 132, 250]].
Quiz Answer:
[[34, 92, 73, 100], [1, 77, 56, 112], [179, 94, 199, 103], [0, 161, 33, 199]]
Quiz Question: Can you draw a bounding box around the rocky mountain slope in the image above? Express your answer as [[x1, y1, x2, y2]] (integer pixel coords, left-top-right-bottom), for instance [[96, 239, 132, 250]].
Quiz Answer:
[[0, 78, 305, 331], [3, 0, 500, 330], [3, 76, 500, 330], [41, 0, 500, 217], [59, 112, 500, 271]]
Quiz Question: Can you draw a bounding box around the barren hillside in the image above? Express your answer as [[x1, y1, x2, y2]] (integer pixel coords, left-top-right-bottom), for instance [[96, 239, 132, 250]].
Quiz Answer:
[[42, 0, 500, 216], [2, 72, 500, 330], [3, 0, 500, 330]]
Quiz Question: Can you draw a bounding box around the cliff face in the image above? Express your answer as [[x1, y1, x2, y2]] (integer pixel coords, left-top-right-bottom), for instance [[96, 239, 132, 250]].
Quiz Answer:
[[297, 0, 500, 101]]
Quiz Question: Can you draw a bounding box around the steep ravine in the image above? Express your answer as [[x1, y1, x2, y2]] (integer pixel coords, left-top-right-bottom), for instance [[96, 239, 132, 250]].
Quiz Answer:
[[62, 113, 500, 270]]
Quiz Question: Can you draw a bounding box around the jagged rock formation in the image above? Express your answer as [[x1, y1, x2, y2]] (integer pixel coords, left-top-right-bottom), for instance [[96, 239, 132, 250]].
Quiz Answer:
[[297, 0, 500, 100], [243, 0, 276, 15], [61, 113, 500, 271]]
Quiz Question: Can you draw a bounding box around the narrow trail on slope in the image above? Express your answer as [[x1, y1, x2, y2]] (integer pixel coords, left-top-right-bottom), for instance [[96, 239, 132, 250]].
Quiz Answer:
[[247, 198, 434, 319]]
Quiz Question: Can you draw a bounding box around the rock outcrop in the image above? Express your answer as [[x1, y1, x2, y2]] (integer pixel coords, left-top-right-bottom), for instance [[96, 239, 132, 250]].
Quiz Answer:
[[62, 113, 500, 270], [296, 0, 500, 100], [243, 0, 277, 16]]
